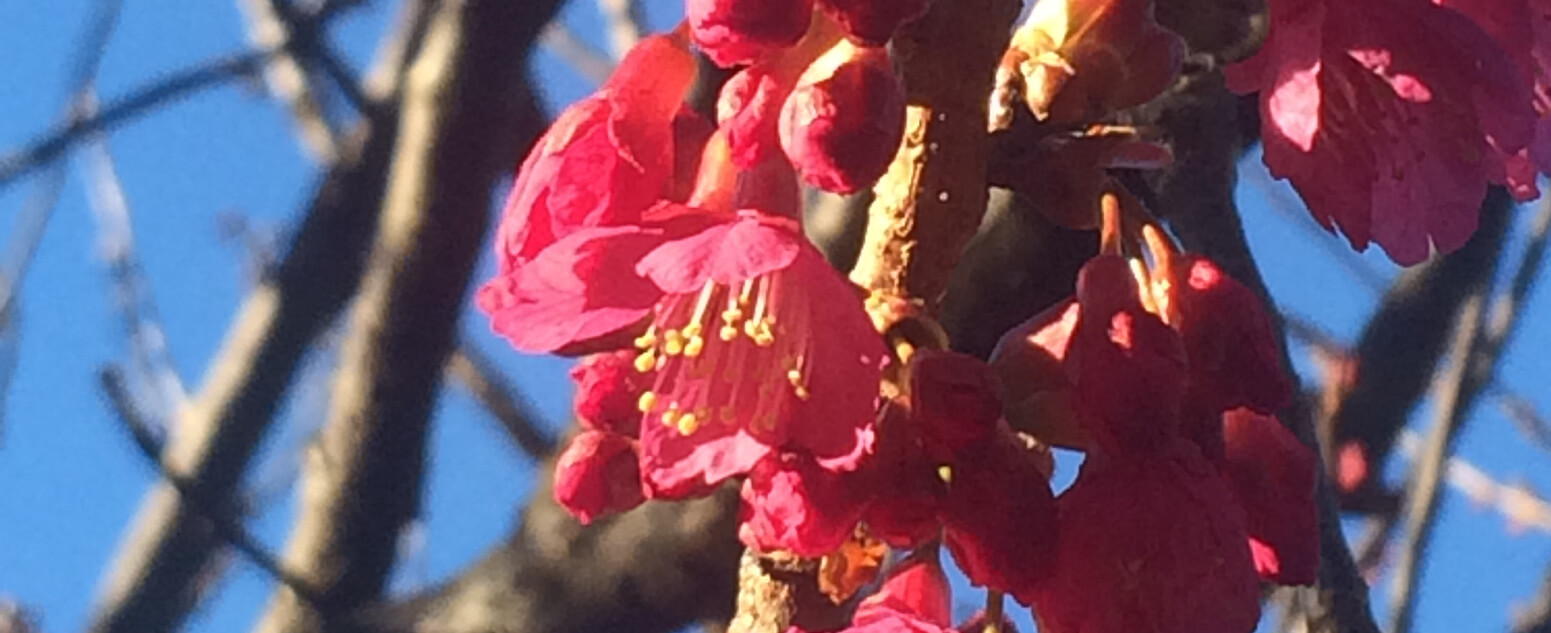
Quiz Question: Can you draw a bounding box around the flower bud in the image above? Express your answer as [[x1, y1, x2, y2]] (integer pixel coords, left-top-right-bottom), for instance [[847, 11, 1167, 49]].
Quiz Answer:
[[553, 430, 646, 524], [688, 0, 814, 67], [779, 41, 905, 193]]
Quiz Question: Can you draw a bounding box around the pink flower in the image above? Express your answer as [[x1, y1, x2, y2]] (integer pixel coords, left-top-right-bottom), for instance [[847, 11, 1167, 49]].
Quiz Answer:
[[1226, 0, 1536, 264], [1220, 409, 1320, 585], [738, 451, 867, 556], [718, 19, 845, 167], [633, 210, 885, 496], [817, 0, 930, 46], [688, 0, 814, 67], [779, 41, 906, 193], [553, 430, 647, 523]]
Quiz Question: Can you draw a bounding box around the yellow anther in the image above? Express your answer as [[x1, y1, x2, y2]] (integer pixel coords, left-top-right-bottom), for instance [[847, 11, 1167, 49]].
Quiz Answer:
[[661, 408, 681, 428], [664, 329, 686, 356], [637, 391, 658, 413], [676, 413, 701, 435], [719, 325, 739, 341], [787, 369, 802, 384], [794, 385, 810, 400], [633, 332, 657, 349], [721, 308, 744, 324], [633, 349, 657, 373], [684, 336, 705, 357], [937, 465, 954, 484], [752, 322, 776, 347]]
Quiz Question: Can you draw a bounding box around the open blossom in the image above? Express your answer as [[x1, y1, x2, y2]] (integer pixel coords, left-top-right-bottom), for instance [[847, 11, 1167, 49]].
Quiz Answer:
[[1226, 0, 1536, 265], [688, 0, 814, 67], [779, 40, 906, 193]]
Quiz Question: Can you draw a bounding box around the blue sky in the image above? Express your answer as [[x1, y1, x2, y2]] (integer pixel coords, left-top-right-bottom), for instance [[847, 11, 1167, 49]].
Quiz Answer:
[[0, 2, 1548, 633]]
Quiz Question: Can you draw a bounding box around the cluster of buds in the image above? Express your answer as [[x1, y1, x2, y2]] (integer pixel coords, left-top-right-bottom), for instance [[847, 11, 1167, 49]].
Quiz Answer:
[[698, 0, 911, 192]]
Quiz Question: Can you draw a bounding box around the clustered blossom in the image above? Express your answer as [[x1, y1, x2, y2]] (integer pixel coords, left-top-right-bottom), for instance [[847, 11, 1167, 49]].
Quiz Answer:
[[464, 0, 1528, 629], [990, 203, 1319, 631], [1226, 0, 1551, 264]]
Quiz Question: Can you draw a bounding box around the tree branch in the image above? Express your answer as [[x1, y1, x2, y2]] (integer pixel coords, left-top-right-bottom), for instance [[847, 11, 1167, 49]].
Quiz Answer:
[[250, 0, 560, 630], [446, 342, 556, 458]]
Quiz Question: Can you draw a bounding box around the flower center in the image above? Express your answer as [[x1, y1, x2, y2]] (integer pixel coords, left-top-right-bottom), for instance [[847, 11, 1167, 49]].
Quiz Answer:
[[631, 273, 813, 436]]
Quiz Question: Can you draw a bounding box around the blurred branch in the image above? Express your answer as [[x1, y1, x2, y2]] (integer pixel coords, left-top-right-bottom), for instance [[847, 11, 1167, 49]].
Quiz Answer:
[[446, 342, 556, 458], [86, 5, 443, 631], [360, 477, 743, 633], [82, 100, 189, 425], [0, 52, 265, 190], [239, 0, 347, 161], [597, 0, 644, 60], [1388, 195, 1551, 633], [98, 366, 320, 604], [540, 23, 614, 86], [250, 0, 561, 630]]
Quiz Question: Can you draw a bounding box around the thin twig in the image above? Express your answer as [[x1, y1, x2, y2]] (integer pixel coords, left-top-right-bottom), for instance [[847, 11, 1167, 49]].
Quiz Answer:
[[1388, 197, 1551, 633], [98, 366, 322, 605], [239, 0, 343, 161], [0, 52, 266, 189], [446, 341, 556, 458], [596, 0, 644, 60]]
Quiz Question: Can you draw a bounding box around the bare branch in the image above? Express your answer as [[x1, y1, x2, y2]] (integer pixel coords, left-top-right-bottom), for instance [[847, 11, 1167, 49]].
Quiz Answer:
[[1388, 195, 1551, 633], [0, 53, 265, 190], [446, 342, 556, 458], [250, 0, 561, 630], [239, 0, 344, 161]]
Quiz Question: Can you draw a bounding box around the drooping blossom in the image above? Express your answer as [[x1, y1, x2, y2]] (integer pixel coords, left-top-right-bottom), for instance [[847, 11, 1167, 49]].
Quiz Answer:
[[818, 0, 930, 46], [779, 39, 906, 193], [1028, 258, 1260, 632], [1225, 0, 1537, 264], [687, 0, 814, 67], [993, 0, 1184, 126], [572, 349, 652, 436]]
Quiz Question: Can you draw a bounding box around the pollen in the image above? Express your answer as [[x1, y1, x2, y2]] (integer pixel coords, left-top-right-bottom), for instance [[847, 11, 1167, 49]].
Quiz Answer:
[[937, 465, 954, 484], [664, 329, 686, 356], [661, 406, 682, 428], [676, 412, 701, 435], [633, 349, 657, 373], [682, 323, 705, 357], [637, 391, 658, 413]]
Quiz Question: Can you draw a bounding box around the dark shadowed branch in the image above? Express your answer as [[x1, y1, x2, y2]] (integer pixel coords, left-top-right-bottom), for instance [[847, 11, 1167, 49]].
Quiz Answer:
[[249, 0, 560, 631]]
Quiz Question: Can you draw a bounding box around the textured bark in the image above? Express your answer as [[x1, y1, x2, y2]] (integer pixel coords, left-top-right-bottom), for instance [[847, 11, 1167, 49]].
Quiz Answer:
[[250, 0, 560, 631]]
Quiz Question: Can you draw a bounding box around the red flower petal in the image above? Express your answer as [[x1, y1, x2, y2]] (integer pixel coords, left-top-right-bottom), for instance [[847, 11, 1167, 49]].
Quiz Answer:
[[989, 298, 1087, 449], [910, 350, 1003, 456], [1030, 441, 1261, 633], [572, 351, 651, 436], [852, 553, 955, 630], [738, 452, 867, 556], [940, 426, 1057, 604], [1228, 0, 1535, 264], [1166, 255, 1291, 417], [1221, 409, 1320, 585], [636, 215, 803, 294], [478, 226, 666, 353], [554, 430, 647, 524]]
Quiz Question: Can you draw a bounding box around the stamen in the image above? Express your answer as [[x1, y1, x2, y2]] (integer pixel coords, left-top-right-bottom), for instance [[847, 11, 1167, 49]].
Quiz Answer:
[[637, 391, 658, 413], [664, 329, 686, 356], [633, 326, 658, 350], [633, 349, 657, 373], [1128, 258, 1160, 315], [937, 465, 954, 484], [1100, 192, 1122, 256], [661, 406, 681, 428], [676, 412, 701, 435]]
